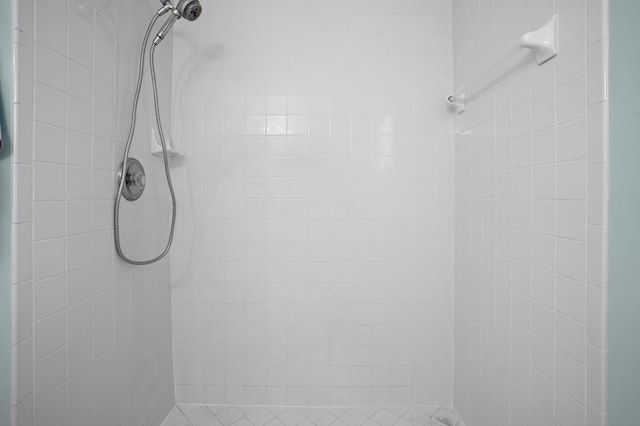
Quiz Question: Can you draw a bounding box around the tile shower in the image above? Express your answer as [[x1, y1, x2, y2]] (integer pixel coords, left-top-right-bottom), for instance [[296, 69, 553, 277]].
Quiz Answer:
[[7, 0, 608, 426], [169, 0, 455, 408]]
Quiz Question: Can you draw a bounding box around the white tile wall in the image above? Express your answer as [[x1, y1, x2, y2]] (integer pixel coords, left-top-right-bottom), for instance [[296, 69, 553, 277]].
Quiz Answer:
[[169, 0, 455, 407], [452, 0, 608, 425], [11, 0, 177, 425], [11, 0, 610, 422]]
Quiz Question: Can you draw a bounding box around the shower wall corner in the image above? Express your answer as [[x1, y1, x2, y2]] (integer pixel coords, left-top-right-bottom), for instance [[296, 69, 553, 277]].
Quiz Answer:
[[1, 0, 14, 424], [8, 0, 178, 425]]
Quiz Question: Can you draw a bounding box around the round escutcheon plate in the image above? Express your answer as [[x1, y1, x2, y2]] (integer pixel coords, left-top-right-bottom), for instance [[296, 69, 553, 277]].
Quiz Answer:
[[118, 157, 146, 201]]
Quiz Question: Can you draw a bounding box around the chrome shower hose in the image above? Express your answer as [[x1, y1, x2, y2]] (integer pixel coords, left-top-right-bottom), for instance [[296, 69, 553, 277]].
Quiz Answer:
[[114, 13, 177, 265]]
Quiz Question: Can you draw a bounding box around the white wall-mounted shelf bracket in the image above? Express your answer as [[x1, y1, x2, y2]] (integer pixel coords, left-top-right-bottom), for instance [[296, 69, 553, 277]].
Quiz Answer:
[[520, 14, 559, 65]]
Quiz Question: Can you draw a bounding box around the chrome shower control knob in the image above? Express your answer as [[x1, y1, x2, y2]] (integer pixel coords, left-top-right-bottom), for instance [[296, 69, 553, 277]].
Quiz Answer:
[[118, 158, 146, 201], [127, 171, 146, 188]]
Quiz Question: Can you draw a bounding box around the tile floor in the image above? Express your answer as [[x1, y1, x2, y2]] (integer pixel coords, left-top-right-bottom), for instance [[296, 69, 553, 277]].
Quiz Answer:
[[161, 405, 465, 426]]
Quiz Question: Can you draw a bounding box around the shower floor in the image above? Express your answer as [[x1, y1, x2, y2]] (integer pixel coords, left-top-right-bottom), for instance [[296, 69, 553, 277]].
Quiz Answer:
[[160, 404, 465, 426]]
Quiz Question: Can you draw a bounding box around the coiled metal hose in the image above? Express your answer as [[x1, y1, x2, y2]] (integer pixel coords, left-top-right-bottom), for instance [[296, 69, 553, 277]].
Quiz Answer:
[[114, 13, 177, 265]]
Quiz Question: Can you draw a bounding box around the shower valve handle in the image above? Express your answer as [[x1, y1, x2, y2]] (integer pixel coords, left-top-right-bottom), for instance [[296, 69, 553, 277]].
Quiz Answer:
[[118, 158, 146, 201], [126, 171, 146, 188]]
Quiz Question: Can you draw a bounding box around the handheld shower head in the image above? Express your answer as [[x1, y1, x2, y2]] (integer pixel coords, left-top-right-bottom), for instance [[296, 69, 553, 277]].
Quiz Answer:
[[176, 0, 202, 21], [153, 0, 202, 45]]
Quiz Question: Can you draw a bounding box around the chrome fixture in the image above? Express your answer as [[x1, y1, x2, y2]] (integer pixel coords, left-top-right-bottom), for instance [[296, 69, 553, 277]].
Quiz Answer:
[[113, 1, 203, 265], [154, 0, 203, 45], [176, 0, 203, 21], [118, 158, 146, 201]]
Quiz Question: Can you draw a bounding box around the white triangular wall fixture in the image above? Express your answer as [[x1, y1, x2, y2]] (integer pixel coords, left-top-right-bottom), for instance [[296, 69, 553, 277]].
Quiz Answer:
[[520, 14, 559, 65]]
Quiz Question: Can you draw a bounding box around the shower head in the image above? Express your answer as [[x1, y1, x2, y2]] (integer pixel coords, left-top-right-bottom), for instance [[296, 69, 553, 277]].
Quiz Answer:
[[153, 0, 203, 45], [157, 0, 202, 20], [176, 0, 202, 21]]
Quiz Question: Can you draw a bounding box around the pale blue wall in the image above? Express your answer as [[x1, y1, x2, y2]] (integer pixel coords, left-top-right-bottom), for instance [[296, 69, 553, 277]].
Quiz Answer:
[[609, 0, 640, 424], [0, 0, 12, 422]]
